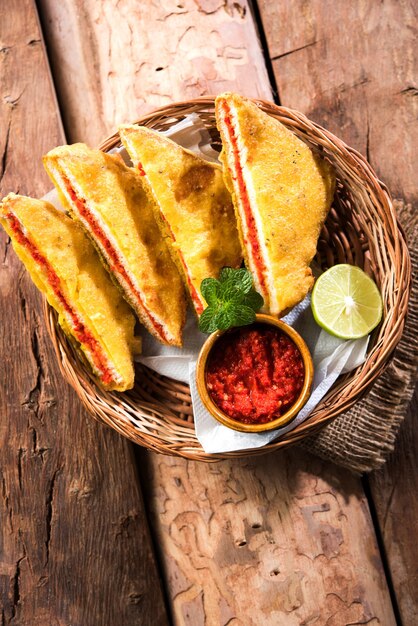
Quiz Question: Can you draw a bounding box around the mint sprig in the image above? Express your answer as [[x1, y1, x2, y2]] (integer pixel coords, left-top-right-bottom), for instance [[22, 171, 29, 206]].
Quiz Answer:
[[199, 268, 264, 333]]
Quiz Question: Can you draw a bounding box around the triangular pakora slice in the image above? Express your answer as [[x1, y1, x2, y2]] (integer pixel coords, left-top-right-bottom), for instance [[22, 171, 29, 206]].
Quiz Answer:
[[215, 92, 335, 315], [119, 125, 242, 315], [43, 143, 186, 346], [0, 194, 140, 391]]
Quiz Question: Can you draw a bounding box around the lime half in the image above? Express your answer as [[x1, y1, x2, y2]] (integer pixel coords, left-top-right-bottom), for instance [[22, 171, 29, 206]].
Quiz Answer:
[[311, 264, 383, 339]]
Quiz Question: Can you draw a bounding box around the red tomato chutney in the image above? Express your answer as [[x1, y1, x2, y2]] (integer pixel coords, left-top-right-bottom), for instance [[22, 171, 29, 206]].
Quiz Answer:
[[205, 324, 305, 425]]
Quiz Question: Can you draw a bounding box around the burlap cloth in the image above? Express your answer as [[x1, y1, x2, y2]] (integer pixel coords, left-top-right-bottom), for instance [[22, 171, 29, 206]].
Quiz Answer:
[[299, 201, 417, 473]]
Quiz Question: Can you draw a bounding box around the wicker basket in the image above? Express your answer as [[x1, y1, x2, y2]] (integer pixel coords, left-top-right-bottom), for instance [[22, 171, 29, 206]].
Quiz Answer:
[[43, 97, 411, 461]]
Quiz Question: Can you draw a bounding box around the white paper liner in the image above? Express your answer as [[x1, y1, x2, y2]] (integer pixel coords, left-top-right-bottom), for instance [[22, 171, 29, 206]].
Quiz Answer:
[[42, 113, 369, 454]]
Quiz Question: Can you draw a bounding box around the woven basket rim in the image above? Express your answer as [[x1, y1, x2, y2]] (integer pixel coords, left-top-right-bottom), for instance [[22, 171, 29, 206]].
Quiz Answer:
[[43, 96, 412, 461]]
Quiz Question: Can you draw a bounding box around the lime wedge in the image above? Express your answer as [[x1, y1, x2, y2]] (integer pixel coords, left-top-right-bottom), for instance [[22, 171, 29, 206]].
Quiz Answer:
[[311, 264, 383, 339]]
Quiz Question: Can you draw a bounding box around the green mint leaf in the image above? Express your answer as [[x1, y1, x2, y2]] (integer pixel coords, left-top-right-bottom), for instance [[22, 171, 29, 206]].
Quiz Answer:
[[198, 306, 220, 333], [199, 267, 263, 333], [219, 267, 253, 294], [230, 305, 256, 327], [201, 277, 221, 306], [219, 267, 235, 283], [242, 290, 264, 312], [212, 308, 234, 331], [221, 282, 246, 305], [236, 270, 253, 294]]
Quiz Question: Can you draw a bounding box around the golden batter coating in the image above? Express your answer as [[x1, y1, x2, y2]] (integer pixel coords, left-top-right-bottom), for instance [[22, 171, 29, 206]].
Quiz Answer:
[[215, 92, 335, 316], [43, 143, 186, 346], [0, 194, 139, 391], [119, 125, 242, 315]]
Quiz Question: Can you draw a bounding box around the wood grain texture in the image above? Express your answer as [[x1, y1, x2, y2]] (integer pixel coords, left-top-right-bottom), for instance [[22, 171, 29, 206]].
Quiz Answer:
[[369, 388, 418, 624], [258, 0, 418, 622], [37, 0, 399, 622], [140, 450, 396, 626], [38, 0, 270, 146], [0, 2, 168, 625], [262, 0, 418, 205]]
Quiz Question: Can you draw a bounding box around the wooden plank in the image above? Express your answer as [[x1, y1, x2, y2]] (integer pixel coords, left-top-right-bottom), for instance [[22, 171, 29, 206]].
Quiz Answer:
[[257, 0, 418, 623], [38, 0, 270, 145], [261, 0, 417, 203], [141, 451, 397, 625], [37, 0, 398, 623], [0, 2, 168, 625], [369, 389, 418, 623]]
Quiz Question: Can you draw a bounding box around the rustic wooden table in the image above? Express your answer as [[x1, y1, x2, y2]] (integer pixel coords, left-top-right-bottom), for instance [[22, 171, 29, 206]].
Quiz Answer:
[[1, 1, 417, 625]]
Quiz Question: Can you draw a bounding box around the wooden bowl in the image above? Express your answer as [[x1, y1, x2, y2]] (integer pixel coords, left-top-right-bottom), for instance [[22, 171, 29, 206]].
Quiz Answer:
[[43, 96, 411, 461], [195, 314, 314, 433]]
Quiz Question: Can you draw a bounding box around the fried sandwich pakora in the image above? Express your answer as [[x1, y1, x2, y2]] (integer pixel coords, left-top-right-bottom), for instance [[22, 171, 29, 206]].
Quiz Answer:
[[0, 194, 140, 391], [119, 125, 242, 315], [43, 143, 186, 346], [215, 92, 335, 316]]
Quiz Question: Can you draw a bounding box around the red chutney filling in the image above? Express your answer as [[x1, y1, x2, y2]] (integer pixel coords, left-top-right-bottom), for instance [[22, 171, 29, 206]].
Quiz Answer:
[[6, 213, 115, 386], [62, 176, 170, 342], [220, 101, 269, 299], [177, 249, 205, 315], [206, 324, 305, 424], [137, 162, 146, 176]]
